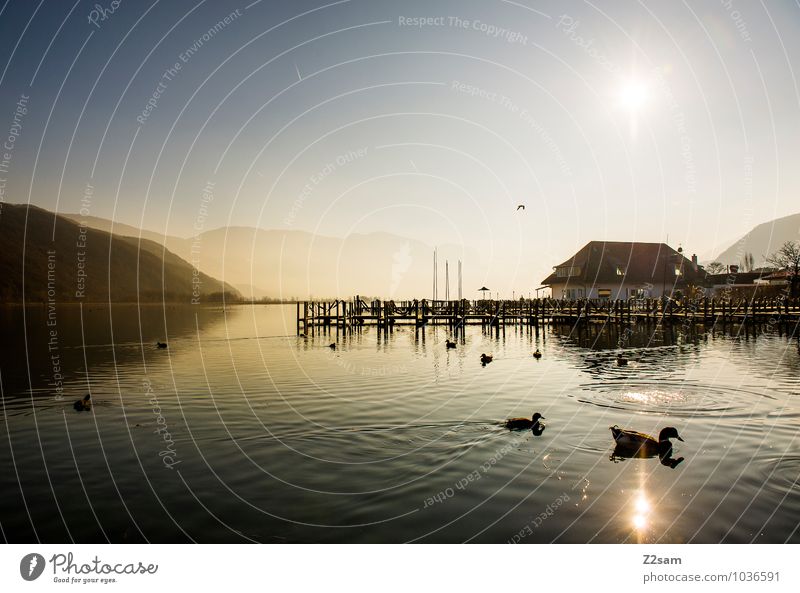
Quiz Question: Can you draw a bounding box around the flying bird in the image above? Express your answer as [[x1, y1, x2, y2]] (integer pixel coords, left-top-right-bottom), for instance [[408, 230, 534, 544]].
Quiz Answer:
[[516, 204, 525, 210]]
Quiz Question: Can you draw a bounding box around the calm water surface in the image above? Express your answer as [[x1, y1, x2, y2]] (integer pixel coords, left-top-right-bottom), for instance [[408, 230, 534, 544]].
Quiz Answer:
[[1, 304, 799, 543]]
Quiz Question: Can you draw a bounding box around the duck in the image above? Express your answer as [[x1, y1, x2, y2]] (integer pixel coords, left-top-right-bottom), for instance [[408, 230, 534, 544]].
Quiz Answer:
[[156, 341, 168, 349], [610, 425, 683, 457], [445, 339, 456, 349], [533, 348, 542, 359], [616, 353, 628, 366], [480, 353, 493, 365], [328, 343, 336, 350], [73, 394, 91, 412], [506, 412, 544, 431]]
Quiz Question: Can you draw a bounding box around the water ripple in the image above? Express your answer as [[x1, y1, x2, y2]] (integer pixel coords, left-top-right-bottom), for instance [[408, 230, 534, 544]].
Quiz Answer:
[[756, 456, 800, 496], [575, 380, 776, 418]]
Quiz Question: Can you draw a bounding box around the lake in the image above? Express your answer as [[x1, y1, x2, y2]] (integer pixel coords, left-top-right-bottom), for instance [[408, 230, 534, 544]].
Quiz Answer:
[[1, 304, 798, 543]]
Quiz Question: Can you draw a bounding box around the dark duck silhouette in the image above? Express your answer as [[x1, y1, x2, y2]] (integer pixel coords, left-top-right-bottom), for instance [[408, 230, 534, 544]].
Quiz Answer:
[[533, 348, 542, 359], [616, 353, 628, 366], [610, 425, 685, 468], [506, 412, 544, 431], [156, 341, 168, 349], [480, 353, 493, 365], [328, 343, 336, 350], [445, 339, 456, 349], [73, 394, 91, 412]]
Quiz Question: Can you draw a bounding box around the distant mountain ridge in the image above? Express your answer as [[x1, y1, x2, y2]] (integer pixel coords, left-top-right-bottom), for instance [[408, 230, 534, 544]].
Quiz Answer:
[[711, 212, 800, 267], [62, 213, 474, 299], [0, 204, 240, 303]]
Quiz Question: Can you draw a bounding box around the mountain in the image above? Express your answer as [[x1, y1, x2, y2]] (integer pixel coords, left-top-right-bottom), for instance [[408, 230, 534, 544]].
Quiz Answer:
[[711, 212, 800, 267], [0, 204, 240, 303], [61, 213, 177, 246], [65, 216, 475, 300]]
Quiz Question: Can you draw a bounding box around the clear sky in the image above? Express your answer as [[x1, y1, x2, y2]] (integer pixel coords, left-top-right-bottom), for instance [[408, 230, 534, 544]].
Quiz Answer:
[[1, 0, 799, 295]]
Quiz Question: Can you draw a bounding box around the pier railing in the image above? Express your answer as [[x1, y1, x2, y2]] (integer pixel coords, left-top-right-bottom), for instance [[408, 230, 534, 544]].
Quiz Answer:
[[296, 296, 800, 334]]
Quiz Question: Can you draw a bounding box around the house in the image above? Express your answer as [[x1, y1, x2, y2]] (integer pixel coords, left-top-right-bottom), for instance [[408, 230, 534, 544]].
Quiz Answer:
[[541, 241, 705, 299], [704, 270, 775, 296]]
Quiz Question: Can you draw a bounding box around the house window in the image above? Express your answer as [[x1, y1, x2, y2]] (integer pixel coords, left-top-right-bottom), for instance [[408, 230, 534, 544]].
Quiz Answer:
[[616, 267, 625, 276], [598, 289, 611, 299], [556, 266, 581, 278]]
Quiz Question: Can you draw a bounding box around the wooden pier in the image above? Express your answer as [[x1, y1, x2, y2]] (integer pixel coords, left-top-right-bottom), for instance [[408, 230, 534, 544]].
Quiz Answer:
[[296, 296, 800, 334]]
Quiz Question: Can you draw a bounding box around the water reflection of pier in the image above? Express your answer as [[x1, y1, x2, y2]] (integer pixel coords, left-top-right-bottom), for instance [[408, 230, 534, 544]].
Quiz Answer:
[[296, 296, 800, 334]]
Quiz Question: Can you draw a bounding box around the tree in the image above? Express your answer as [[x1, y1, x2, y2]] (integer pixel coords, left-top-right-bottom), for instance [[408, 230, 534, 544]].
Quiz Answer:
[[706, 261, 726, 275], [741, 252, 755, 272], [766, 241, 800, 297]]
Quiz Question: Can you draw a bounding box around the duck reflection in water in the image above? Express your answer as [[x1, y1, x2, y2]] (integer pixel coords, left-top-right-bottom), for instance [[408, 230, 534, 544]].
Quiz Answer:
[[610, 443, 684, 468]]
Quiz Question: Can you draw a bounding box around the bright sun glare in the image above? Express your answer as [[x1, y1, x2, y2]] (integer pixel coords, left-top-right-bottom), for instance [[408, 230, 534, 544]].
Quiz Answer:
[[619, 81, 648, 111]]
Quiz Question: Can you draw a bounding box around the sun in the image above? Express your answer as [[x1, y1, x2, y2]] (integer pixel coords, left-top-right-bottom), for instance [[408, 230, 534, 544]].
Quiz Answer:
[[619, 80, 648, 112]]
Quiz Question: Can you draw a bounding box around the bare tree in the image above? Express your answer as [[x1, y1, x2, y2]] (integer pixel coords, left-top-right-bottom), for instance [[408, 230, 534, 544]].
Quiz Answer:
[[705, 261, 725, 275], [766, 241, 800, 297]]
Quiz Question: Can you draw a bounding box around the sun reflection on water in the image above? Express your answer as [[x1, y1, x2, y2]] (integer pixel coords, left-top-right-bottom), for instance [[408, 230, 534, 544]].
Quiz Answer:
[[632, 491, 651, 536], [621, 389, 686, 407]]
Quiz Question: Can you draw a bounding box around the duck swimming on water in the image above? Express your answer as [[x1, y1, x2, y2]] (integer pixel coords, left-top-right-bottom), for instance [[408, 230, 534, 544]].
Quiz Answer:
[[73, 394, 91, 412], [156, 341, 168, 349], [533, 348, 542, 359], [506, 412, 544, 431], [616, 353, 628, 366], [610, 425, 683, 457], [480, 353, 493, 365], [445, 339, 456, 349]]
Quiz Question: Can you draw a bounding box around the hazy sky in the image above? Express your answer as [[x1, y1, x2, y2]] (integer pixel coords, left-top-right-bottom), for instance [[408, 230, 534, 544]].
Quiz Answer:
[[1, 0, 799, 294]]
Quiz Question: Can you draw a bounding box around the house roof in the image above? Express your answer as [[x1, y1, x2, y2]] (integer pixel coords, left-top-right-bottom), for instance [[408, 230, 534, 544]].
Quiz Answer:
[[541, 241, 704, 286], [704, 271, 772, 284], [762, 269, 791, 280]]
